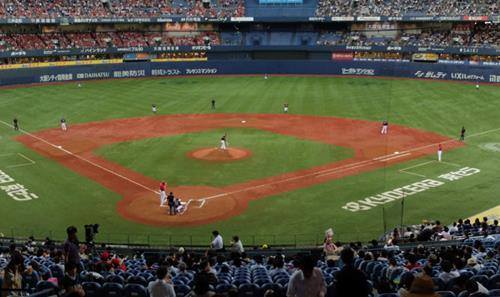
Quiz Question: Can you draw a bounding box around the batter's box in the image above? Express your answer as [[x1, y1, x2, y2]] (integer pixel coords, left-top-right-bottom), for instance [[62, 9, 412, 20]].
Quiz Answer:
[[399, 160, 462, 178], [0, 153, 36, 169]]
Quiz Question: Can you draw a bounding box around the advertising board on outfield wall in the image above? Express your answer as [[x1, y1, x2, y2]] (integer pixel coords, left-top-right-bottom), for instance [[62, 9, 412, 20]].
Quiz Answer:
[[0, 15, 497, 24], [0, 60, 498, 86]]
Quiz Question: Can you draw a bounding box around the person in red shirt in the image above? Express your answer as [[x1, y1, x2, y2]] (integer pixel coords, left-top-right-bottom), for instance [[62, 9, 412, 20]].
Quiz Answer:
[[159, 181, 167, 207]]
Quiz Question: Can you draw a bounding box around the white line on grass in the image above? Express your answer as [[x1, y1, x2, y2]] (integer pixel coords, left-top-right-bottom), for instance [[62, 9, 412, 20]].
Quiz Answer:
[[6, 153, 36, 168], [0, 120, 158, 195], [199, 127, 500, 203], [1, 119, 499, 205]]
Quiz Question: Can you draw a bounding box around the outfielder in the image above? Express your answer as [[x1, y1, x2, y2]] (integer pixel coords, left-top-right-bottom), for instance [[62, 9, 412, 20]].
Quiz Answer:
[[159, 181, 167, 207], [152, 104, 157, 114], [437, 144, 443, 162], [380, 120, 388, 134], [283, 103, 289, 113]]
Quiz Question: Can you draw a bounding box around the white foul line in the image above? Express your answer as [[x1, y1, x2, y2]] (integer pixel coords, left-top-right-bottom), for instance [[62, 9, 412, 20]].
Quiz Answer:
[[0, 120, 158, 195], [200, 127, 500, 202], [1, 119, 499, 204]]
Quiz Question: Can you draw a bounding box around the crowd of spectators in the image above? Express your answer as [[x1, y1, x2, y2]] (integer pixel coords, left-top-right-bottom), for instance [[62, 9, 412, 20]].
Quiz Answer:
[[316, 0, 498, 17], [0, 218, 499, 297], [0, 31, 220, 51], [0, 0, 245, 18], [316, 24, 499, 49]]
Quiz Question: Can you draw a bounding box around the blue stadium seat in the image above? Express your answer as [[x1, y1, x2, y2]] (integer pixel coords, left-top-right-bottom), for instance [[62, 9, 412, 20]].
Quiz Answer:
[[106, 274, 125, 285], [174, 284, 191, 297], [259, 283, 283, 297], [216, 283, 237, 294], [469, 275, 489, 287], [124, 283, 148, 297], [432, 277, 446, 291], [49, 264, 64, 280], [326, 283, 337, 297], [102, 282, 124, 297], [22, 270, 39, 292], [35, 280, 59, 297], [127, 275, 147, 286], [436, 291, 456, 297], [82, 281, 102, 297], [489, 274, 500, 289], [239, 283, 259, 296]]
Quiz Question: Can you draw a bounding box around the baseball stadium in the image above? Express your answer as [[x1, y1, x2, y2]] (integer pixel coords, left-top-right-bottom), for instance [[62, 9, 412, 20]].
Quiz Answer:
[[0, 1, 499, 296]]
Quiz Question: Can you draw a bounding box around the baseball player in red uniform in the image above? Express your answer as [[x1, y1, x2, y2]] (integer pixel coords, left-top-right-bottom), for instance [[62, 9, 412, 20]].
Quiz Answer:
[[159, 181, 167, 206], [437, 144, 443, 162]]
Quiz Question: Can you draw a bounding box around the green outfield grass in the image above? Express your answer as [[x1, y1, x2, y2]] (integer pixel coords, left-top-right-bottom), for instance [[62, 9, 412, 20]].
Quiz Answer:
[[97, 128, 352, 187], [0, 76, 499, 245]]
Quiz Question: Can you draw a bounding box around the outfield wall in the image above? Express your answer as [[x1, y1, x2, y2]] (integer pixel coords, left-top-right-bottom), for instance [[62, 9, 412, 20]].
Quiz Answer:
[[0, 60, 499, 86]]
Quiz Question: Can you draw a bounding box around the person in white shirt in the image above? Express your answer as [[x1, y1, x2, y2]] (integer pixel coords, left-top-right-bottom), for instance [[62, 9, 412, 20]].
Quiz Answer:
[[211, 231, 223, 250], [439, 260, 460, 284], [231, 236, 244, 254], [287, 255, 326, 297], [147, 266, 175, 297]]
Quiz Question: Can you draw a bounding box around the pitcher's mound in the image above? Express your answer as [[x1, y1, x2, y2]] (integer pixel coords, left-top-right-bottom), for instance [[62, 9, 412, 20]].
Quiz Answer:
[[188, 147, 252, 162]]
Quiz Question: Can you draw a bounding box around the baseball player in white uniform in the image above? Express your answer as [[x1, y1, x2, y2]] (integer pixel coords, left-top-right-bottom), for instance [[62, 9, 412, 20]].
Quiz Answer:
[[220, 134, 228, 150], [380, 120, 388, 134], [60, 118, 68, 131], [437, 144, 443, 162]]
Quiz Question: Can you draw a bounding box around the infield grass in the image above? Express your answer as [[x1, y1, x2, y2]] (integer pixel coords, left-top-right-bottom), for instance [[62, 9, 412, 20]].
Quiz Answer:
[[0, 76, 499, 244], [97, 128, 352, 187]]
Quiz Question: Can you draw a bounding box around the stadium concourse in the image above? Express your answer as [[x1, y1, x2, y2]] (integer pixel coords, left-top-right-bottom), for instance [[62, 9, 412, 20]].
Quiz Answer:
[[0, 219, 499, 297]]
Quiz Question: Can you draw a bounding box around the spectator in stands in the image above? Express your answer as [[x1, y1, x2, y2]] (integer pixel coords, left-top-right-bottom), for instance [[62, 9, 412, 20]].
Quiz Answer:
[[466, 257, 482, 271], [323, 231, 338, 262], [333, 247, 370, 297], [210, 231, 223, 251], [61, 262, 85, 297], [147, 266, 176, 297], [386, 258, 400, 279], [199, 259, 218, 286], [465, 278, 489, 297], [287, 254, 326, 297], [63, 226, 80, 270], [398, 272, 415, 296], [230, 235, 244, 254], [1, 251, 24, 297], [188, 271, 215, 297], [401, 275, 439, 297], [438, 260, 459, 284]]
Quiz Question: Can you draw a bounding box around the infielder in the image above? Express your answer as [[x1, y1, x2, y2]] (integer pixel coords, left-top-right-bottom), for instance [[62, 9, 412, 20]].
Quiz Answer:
[[152, 104, 157, 114], [60, 118, 68, 131], [283, 103, 289, 113], [437, 144, 443, 162], [220, 134, 228, 150], [159, 181, 167, 207], [380, 120, 388, 134]]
